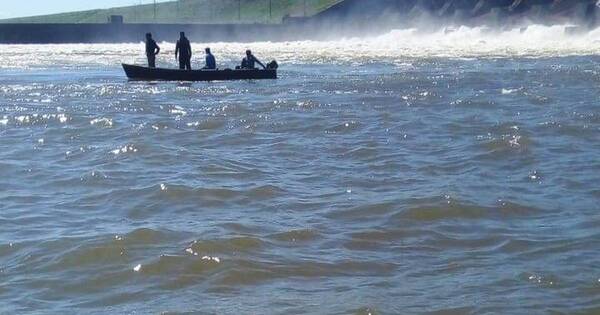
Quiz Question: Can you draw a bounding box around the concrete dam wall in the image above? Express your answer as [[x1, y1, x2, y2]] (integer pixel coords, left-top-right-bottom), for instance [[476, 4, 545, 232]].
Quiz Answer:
[[0, 0, 598, 44], [301, 0, 599, 28], [0, 23, 305, 44]]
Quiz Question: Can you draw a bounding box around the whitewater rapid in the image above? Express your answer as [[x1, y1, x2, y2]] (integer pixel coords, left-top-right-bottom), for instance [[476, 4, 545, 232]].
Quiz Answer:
[[1, 24, 600, 70]]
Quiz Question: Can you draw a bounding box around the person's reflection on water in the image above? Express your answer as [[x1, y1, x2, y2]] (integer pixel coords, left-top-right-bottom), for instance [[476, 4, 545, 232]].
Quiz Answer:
[[145, 33, 160, 68]]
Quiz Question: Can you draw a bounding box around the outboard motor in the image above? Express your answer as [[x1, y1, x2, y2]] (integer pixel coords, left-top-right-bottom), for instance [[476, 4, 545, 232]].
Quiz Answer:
[[266, 60, 279, 70]]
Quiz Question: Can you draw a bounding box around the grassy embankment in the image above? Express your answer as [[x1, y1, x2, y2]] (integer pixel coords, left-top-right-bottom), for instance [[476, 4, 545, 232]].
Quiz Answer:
[[1, 0, 343, 24]]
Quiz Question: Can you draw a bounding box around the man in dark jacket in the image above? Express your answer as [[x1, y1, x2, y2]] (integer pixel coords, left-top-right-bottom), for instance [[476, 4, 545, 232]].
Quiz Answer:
[[241, 50, 266, 70], [175, 32, 192, 70], [145, 33, 160, 68]]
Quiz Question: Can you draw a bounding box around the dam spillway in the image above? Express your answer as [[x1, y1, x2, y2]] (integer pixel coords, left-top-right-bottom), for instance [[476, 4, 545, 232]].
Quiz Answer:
[[0, 0, 598, 44]]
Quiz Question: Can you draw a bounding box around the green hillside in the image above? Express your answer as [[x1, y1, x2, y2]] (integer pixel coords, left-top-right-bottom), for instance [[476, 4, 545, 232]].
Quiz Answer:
[[0, 0, 342, 24]]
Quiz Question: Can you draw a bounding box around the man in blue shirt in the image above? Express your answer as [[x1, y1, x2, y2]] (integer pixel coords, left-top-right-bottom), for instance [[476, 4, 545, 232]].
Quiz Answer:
[[203, 47, 216, 70]]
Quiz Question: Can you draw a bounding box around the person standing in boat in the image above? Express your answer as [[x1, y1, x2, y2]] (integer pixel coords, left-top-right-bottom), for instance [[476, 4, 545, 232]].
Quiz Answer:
[[145, 33, 160, 68], [175, 32, 192, 70], [241, 50, 265, 70], [203, 48, 216, 70]]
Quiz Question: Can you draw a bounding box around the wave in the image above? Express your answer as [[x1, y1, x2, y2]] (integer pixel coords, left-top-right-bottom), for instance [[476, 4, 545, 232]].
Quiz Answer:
[[391, 197, 540, 222], [217, 258, 396, 286], [189, 236, 264, 254], [269, 229, 321, 243]]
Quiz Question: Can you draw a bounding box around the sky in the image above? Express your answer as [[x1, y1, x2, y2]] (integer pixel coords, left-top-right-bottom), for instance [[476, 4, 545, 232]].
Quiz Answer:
[[0, 0, 171, 19]]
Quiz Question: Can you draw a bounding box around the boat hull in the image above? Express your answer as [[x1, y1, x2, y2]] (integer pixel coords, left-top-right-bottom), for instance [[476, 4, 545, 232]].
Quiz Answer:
[[122, 64, 277, 81]]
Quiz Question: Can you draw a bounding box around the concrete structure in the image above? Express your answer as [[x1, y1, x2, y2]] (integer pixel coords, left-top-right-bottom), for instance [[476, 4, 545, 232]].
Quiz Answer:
[[0, 0, 598, 43], [0, 23, 309, 44]]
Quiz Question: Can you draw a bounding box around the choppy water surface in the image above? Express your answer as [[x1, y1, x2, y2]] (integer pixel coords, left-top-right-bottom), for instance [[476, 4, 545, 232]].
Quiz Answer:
[[2, 26, 600, 314]]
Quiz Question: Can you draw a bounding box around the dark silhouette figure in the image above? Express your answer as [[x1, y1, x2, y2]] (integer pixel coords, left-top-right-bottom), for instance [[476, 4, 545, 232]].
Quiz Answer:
[[145, 33, 160, 68], [241, 50, 265, 69], [203, 48, 216, 70], [175, 32, 192, 70]]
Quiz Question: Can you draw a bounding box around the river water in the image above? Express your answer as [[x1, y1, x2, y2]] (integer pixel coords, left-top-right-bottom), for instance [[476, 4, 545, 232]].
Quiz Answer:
[[1, 25, 600, 314]]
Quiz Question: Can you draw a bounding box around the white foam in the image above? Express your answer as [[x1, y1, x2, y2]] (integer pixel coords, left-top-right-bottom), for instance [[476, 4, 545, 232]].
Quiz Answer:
[[111, 145, 138, 155], [1, 24, 600, 70], [90, 117, 113, 127]]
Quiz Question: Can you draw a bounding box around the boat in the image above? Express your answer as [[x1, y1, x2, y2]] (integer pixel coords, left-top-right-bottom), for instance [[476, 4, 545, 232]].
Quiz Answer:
[[122, 64, 277, 81]]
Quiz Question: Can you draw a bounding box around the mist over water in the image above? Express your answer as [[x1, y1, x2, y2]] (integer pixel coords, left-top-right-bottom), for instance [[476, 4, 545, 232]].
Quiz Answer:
[[3, 24, 600, 68], [2, 25, 600, 314]]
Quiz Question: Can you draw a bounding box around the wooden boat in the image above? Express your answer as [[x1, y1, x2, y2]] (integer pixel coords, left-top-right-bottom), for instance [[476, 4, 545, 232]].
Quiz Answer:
[[122, 64, 277, 81]]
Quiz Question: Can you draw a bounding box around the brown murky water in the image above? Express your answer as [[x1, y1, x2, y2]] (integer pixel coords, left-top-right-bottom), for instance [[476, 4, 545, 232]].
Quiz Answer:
[[2, 29, 600, 314]]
